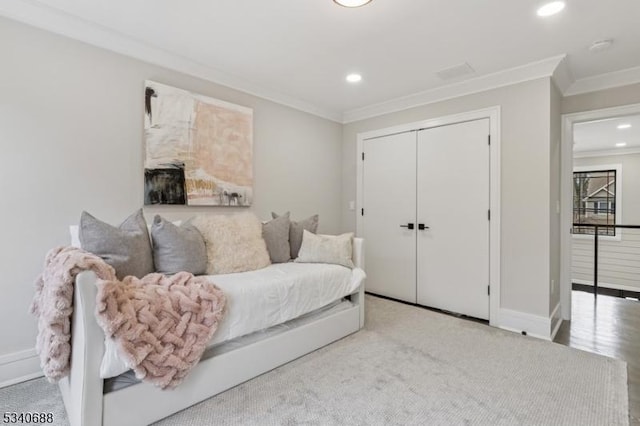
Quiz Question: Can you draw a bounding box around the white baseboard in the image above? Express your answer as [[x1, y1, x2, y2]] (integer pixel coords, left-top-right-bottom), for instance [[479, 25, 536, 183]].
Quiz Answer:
[[549, 303, 563, 341], [0, 348, 43, 388], [497, 308, 551, 341]]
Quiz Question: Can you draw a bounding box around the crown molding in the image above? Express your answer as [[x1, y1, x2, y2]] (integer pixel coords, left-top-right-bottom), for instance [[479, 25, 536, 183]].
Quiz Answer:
[[565, 65, 640, 97], [552, 55, 575, 94], [342, 55, 567, 123], [573, 147, 640, 159], [0, 0, 343, 123], [7, 0, 640, 125]]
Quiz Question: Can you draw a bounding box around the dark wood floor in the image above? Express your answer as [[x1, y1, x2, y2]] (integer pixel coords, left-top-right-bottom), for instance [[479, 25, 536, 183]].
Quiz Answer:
[[555, 290, 640, 425]]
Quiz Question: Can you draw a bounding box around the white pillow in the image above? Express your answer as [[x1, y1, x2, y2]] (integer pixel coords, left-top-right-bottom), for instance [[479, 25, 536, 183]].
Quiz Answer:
[[295, 230, 355, 269]]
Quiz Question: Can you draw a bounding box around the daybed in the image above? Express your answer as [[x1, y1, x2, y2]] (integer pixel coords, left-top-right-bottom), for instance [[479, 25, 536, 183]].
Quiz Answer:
[[58, 238, 365, 426]]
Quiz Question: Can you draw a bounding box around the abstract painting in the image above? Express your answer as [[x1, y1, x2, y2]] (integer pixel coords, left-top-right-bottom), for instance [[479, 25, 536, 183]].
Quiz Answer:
[[144, 80, 253, 206]]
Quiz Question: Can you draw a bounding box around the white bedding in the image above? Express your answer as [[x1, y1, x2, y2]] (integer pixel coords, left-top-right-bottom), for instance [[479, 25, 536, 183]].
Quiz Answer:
[[100, 263, 365, 378]]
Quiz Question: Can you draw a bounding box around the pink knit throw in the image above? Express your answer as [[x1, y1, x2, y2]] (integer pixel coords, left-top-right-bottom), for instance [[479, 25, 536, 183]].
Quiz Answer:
[[95, 272, 226, 389], [31, 246, 226, 389], [30, 246, 116, 382]]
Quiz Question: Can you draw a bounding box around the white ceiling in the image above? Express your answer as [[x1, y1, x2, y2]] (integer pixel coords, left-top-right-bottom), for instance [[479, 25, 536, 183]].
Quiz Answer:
[[3, 0, 640, 121], [574, 114, 640, 153]]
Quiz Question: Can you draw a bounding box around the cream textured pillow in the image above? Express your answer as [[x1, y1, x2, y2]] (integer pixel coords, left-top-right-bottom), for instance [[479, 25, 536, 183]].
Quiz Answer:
[[295, 230, 355, 269], [192, 213, 271, 275]]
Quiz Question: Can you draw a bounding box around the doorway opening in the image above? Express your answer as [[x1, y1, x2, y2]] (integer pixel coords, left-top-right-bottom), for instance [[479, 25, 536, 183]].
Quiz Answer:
[[561, 103, 640, 320]]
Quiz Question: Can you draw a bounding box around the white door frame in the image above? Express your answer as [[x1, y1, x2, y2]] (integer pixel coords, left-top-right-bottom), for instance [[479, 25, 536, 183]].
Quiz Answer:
[[560, 102, 640, 320], [356, 106, 501, 326]]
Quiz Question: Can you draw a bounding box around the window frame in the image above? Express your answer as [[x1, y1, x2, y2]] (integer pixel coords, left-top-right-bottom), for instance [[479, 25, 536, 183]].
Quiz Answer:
[[572, 164, 622, 241]]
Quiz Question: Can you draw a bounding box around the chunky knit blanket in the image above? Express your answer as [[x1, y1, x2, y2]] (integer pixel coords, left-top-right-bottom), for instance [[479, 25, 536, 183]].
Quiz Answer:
[[30, 246, 117, 382], [95, 272, 226, 389], [31, 247, 226, 389]]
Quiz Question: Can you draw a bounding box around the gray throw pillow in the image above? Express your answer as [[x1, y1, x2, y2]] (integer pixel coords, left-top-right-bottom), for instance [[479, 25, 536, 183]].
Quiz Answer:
[[151, 215, 207, 275], [272, 212, 319, 259], [262, 212, 291, 263], [79, 209, 154, 279]]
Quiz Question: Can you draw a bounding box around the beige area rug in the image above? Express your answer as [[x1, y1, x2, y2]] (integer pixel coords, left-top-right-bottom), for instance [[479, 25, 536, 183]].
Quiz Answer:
[[0, 296, 629, 425]]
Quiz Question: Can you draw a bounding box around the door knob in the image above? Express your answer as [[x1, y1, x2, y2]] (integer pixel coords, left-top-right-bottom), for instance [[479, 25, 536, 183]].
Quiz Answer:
[[418, 224, 429, 230], [400, 223, 415, 230]]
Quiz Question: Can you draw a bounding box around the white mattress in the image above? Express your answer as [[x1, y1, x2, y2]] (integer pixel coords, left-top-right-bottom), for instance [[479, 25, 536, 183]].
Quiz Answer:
[[100, 263, 365, 378]]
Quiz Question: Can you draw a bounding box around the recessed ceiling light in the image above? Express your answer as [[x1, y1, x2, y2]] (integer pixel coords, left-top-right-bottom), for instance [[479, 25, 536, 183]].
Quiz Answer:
[[537, 1, 565, 17], [333, 0, 372, 7], [616, 142, 627, 148], [346, 73, 362, 83], [617, 124, 632, 129]]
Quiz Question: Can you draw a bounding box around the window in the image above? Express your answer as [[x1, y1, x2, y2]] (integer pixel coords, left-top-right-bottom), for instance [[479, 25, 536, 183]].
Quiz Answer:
[[573, 169, 617, 236]]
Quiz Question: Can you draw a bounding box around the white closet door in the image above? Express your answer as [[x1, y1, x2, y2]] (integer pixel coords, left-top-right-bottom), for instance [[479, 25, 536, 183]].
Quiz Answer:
[[362, 131, 417, 303], [416, 119, 490, 319]]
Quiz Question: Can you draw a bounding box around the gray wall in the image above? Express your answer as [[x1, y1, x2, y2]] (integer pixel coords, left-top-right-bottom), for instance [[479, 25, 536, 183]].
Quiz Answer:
[[549, 82, 562, 315], [572, 153, 640, 291], [342, 78, 554, 317], [0, 18, 343, 357], [562, 83, 640, 114]]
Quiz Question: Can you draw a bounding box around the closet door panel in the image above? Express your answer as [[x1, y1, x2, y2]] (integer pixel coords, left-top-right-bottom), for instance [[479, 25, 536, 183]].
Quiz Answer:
[[362, 132, 417, 303], [416, 119, 490, 319]]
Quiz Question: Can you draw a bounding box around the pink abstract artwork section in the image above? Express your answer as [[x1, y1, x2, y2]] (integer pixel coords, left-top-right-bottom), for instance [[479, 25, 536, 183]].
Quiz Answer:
[[144, 80, 253, 206]]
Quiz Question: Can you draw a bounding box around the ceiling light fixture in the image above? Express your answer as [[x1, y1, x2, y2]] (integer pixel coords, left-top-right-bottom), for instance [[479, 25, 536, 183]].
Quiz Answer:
[[346, 73, 362, 83], [616, 142, 627, 148], [617, 124, 632, 129], [537, 1, 565, 17], [333, 0, 372, 7]]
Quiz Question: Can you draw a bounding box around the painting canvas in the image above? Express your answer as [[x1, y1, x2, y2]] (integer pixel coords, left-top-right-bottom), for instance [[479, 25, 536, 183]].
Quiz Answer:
[[144, 80, 253, 206]]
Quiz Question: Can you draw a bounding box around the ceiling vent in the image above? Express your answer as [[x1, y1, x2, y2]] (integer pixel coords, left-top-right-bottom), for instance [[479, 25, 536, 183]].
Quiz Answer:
[[589, 39, 613, 53], [436, 63, 475, 80]]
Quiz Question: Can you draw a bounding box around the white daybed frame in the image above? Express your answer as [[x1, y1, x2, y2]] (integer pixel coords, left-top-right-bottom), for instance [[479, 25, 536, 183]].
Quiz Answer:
[[58, 238, 365, 426]]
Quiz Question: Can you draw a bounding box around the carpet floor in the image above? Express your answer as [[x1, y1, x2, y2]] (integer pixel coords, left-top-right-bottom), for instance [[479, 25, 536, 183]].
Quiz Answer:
[[0, 295, 629, 425]]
